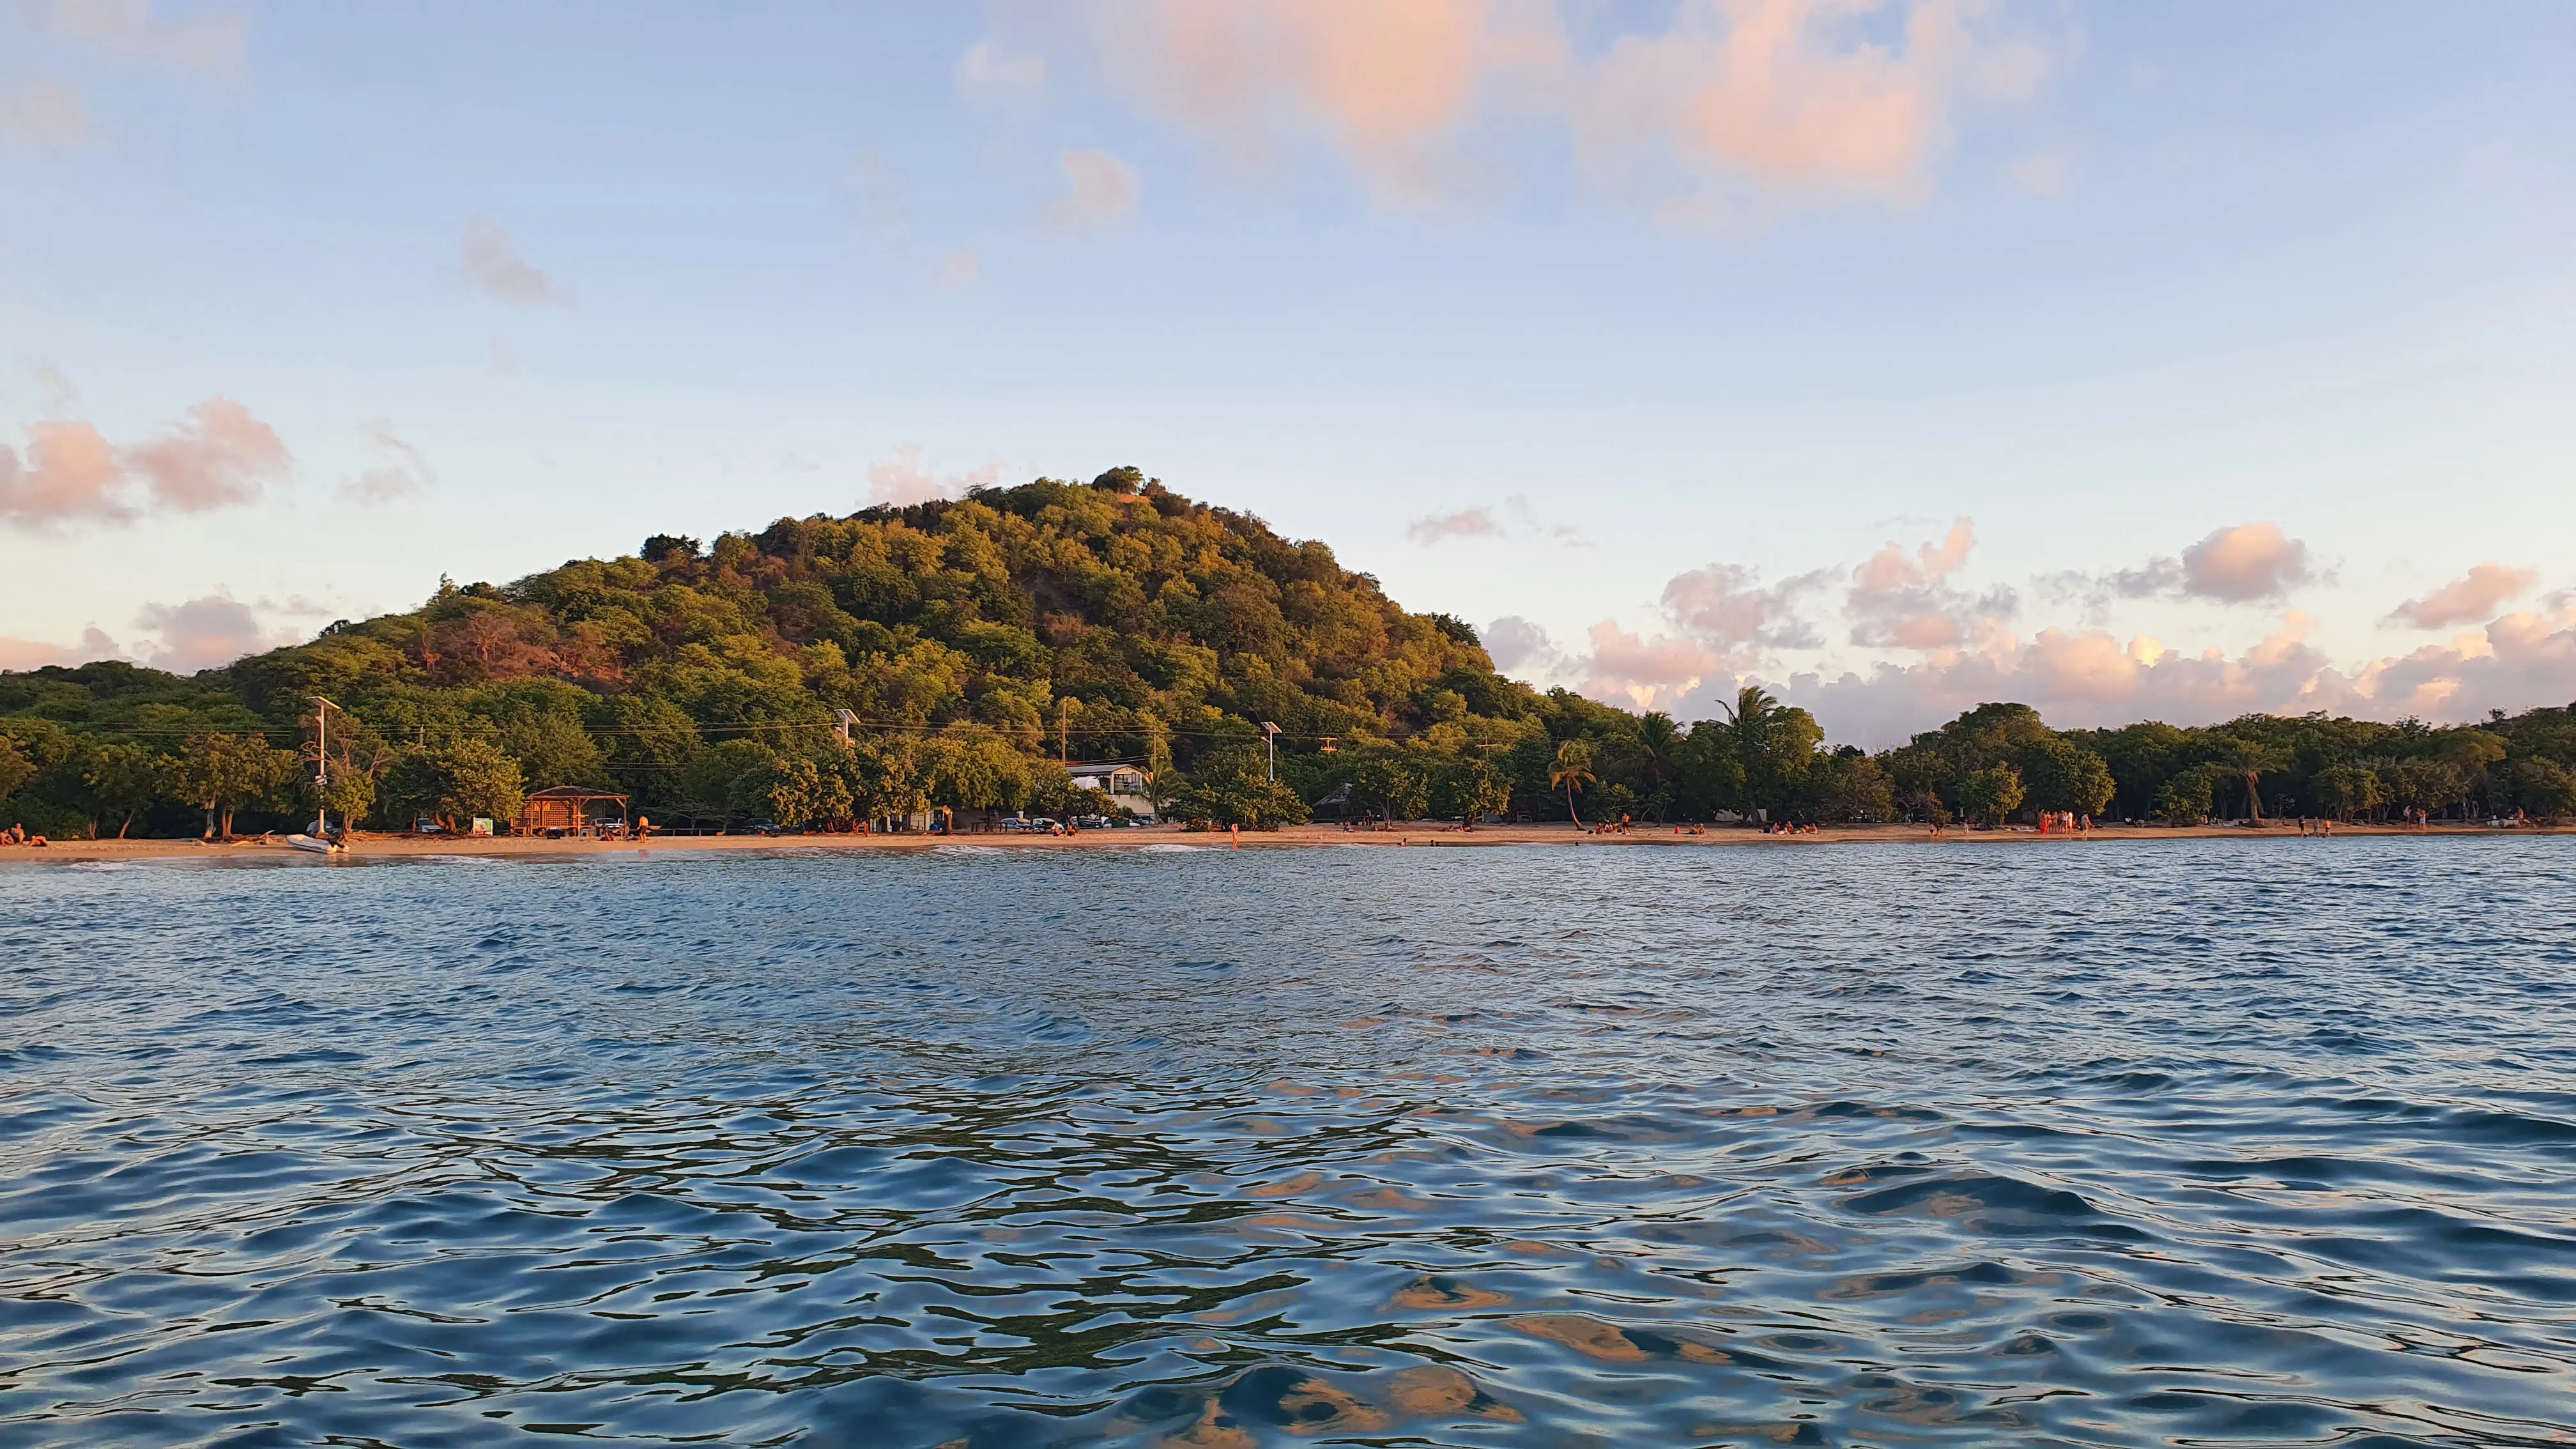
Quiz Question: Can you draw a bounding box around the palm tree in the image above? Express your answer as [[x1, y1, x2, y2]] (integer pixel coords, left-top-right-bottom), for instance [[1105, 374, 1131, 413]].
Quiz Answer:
[[1719, 684, 1779, 820], [1549, 739, 1597, 826], [1634, 712, 1682, 788]]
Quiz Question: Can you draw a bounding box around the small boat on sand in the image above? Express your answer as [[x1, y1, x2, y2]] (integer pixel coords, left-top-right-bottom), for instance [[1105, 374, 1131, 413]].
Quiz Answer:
[[286, 834, 342, 855]]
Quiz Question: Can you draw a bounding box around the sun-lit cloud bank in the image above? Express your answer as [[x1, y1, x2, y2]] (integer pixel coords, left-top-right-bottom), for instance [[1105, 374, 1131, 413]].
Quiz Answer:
[[1492, 512, 2574, 746], [974, 0, 2057, 218]]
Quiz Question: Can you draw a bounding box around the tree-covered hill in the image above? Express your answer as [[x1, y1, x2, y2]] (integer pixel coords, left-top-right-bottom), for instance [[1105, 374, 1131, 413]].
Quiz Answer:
[[3, 468, 2573, 838]]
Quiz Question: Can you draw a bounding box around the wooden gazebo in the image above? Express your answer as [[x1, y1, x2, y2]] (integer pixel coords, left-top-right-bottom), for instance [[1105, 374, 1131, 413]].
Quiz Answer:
[[516, 786, 630, 837]]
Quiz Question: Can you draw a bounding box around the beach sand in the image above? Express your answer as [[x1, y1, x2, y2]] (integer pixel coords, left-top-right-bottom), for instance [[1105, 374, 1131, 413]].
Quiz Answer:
[[5, 818, 2556, 863]]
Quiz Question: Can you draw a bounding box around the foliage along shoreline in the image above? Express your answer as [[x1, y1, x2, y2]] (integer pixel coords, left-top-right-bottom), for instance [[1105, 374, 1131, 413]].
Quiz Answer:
[[4, 470, 2575, 840]]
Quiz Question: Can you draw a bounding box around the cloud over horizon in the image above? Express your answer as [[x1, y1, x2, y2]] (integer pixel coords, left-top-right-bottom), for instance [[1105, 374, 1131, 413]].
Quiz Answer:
[[866, 443, 1004, 507], [1484, 516, 2572, 746], [1, 399, 290, 531]]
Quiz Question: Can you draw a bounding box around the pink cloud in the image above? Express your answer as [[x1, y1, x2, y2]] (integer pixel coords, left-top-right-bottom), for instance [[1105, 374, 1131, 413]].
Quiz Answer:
[[124, 398, 291, 512], [1050, 0, 2051, 212], [0, 627, 121, 672], [1660, 562, 1827, 651], [1843, 516, 2013, 649], [2386, 563, 2535, 630], [866, 444, 1004, 507], [1745, 604, 2576, 748], [1577, 619, 1719, 710], [2179, 520, 2310, 602], [133, 593, 298, 674], [459, 218, 567, 306], [43, 0, 248, 72], [1481, 614, 1558, 673], [1, 419, 130, 527], [1406, 506, 1503, 545], [1, 78, 93, 150], [1043, 148, 1142, 231], [337, 420, 434, 505]]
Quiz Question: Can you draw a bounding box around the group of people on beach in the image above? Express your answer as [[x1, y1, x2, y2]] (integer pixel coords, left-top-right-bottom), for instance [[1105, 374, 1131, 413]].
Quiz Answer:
[[2, 824, 47, 847]]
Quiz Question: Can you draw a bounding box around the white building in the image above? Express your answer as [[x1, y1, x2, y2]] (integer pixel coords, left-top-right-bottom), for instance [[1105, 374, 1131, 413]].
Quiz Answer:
[[1067, 762, 1156, 822]]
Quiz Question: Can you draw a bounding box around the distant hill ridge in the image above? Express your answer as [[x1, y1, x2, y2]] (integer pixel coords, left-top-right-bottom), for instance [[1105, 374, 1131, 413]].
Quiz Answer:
[[3, 468, 2573, 838]]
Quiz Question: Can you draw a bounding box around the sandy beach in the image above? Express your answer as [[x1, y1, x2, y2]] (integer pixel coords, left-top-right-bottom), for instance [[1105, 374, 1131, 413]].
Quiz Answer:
[[4, 818, 2557, 863]]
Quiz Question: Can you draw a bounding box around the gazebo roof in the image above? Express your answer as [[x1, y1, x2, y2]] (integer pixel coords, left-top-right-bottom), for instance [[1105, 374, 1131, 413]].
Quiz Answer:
[[523, 786, 629, 802]]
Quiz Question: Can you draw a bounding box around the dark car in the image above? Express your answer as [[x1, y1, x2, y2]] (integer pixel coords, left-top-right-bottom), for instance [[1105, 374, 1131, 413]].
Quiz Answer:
[[743, 820, 782, 837]]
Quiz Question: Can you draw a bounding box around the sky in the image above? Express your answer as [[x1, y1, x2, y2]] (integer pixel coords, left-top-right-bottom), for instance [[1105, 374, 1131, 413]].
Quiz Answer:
[[4, 0, 2573, 746]]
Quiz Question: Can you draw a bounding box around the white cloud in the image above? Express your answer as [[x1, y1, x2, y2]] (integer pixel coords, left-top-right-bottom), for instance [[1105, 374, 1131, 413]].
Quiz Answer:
[[935, 248, 982, 287], [2, 397, 289, 532], [1044, 148, 1142, 231], [459, 218, 567, 306]]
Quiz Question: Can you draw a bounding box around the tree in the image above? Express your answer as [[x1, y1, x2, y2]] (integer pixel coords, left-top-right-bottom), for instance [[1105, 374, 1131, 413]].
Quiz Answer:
[[2312, 763, 2381, 822], [1632, 712, 1682, 791], [0, 736, 37, 808], [2202, 733, 2287, 823], [1432, 756, 1512, 824], [2504, 757, 2576, 821], [171, 732, 301, 839], [1548, 738, 1597, 825], [2154, 767, 2214, 826], [1351, 752, 1431, 824], [433, 736, 526, 828], [677, 739, 780, 828], [1167, 746, 1308, 827], [757, 755, 853, 829], [312, 767, 377, 831], [1956, 762, 2025, 827], [82, 743, 167, 838], [2025, 739, 2115, 818]]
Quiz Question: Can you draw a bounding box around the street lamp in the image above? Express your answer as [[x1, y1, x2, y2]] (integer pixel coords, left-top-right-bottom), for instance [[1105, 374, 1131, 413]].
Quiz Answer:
[[1260, 721, 1282, 781]]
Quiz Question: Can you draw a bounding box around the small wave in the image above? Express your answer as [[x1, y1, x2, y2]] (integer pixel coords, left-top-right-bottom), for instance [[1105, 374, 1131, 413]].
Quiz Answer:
[[934, 844, 1004, 855], [1138, 843, 1210, 852]]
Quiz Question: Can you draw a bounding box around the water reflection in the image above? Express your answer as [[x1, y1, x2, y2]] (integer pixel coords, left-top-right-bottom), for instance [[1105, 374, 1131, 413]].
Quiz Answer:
[[2, 839, 2573, 1445]]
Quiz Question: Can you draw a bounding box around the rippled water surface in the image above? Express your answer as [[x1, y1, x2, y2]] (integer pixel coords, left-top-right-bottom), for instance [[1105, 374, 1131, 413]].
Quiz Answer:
[[5, 839, 2576, 1447]]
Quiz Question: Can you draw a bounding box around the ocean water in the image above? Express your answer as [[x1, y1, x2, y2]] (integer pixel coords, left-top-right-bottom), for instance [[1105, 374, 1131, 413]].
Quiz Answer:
[[3, 839, 2573, 1448]]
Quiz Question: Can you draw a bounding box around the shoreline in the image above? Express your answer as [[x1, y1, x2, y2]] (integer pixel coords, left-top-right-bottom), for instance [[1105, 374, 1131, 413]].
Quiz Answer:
[[6, 818, 2561, 863]]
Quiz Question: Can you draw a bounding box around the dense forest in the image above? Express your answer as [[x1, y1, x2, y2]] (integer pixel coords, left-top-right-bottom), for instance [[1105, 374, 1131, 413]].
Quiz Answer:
[[4, 470, 2574, 838]]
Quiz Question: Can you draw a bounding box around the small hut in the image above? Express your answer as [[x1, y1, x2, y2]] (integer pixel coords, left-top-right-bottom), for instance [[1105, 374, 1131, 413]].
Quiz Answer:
[[516, 786, 631, 838]]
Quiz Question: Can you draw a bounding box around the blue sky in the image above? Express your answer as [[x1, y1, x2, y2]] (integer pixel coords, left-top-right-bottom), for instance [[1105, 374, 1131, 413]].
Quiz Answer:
[[4, 0, 2572, 742]]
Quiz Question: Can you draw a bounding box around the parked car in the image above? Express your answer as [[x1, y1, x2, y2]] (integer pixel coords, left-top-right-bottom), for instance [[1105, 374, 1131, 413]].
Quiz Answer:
[[1000, 817, 1039, 832], [413, 816, 446, 835], [743, 820, 782, 837]]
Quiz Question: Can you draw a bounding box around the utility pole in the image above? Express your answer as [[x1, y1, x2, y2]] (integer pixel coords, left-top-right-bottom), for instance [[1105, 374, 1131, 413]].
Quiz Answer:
[[1261, 721, 1282, 782], [310, 696, 339, 834]]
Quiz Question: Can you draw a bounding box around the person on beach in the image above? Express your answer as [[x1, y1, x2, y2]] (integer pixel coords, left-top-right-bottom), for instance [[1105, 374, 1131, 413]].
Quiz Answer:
[[1229, 822, 1240, 850]]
